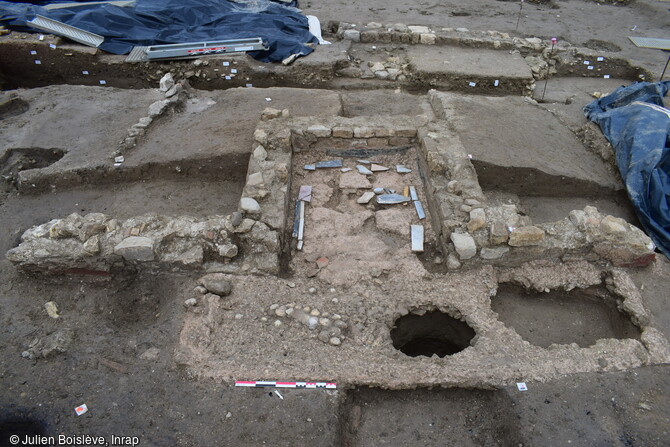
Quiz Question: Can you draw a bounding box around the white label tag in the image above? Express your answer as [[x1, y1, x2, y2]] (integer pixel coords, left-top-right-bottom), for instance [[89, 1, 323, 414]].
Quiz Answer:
[[231, 69, 237, 74], [234, 46, 254, 52], [597, 57, 604, 61], [604, 74, 611, 79], [494, 80, 499, 87], [468, 82, 476, 87]]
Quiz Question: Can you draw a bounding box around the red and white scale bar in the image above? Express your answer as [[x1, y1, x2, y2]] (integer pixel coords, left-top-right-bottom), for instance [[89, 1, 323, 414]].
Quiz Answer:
[[235, 381, 336, 389]]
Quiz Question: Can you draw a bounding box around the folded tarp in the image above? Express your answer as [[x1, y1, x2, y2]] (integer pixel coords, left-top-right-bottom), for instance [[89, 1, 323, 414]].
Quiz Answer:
[[584, 80, 670, 259], [0, 0, 317, 62]]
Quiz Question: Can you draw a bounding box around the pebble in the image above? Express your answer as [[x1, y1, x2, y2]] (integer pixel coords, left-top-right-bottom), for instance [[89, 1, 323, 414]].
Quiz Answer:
[[231, 211, 243, 227], [275, 306, 287, 317], [308, 287, 317, 294], [329, 337, 342, 346], [332, 298, 339, 303], [270, 303, 279, 310], [194, 286, 207, 294], [226, 412, 232, 418], [334, 320, 348, 329], [319, 318, 331, 326], [184, 298, 198, 307], [286, 307, 294, 316], [261, 317, 268, 322], [274, 320, 282, 327], [329, 288, 336, 293], [287, 282, 296, 288], [333, 314, 341, 320], [310, 309, 320, 316], [308, 316, 319, 330], [235, 314, 243, 320]]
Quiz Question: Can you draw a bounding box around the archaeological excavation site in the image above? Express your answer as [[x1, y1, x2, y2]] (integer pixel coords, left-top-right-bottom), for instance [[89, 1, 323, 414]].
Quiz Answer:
[[1, 0, 669, 445]]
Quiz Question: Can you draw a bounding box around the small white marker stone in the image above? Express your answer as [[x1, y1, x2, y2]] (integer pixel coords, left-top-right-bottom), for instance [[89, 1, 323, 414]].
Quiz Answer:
[[494, 80, 499, 87], [265, 97, 272, 101], [114, 155, 124, 163], [114, 163, 122, 168], [372, 46, 376, 49], [587, 66, 594, 70], [517, 382, 528, 391], [231, 69, 238, 74], [597, 57, 604, 62], [246, 84, 253, 88], [583, 60, 590, 65], [604, 75, 611, 79], [39, 35, 45, 41], [411, 225, 424, 253], [468, 81, 476, 87], [34, 60, 41, 64], [223, 61, 230, 66], [75, 404, 88, 416], [225, 76, 231, 80], [409, 186, 418, 201], [467, 154, 473, 159], [340, 167, 352, 172], [82, 70, 89, 75], [49, 44, 56, 49], [30, 50, 37, 55], [99, 80, 106, 85]]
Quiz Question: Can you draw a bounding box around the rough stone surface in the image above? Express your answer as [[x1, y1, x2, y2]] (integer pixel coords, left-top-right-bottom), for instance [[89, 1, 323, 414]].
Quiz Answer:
[[508, 226, 546, 247], [490, 220, 509, 245], [199, 273, 233, 296], [480, 246, 510, 260], [240, 197, 261, 215], [114, 237, 155, 261], [467, 208, 486, 233], [25, 328, 74, 359], [451, 232, 477, 260]]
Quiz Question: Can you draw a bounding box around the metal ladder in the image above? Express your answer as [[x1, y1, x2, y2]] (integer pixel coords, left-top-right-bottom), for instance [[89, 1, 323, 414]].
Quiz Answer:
[[125, 38, 267, 62]]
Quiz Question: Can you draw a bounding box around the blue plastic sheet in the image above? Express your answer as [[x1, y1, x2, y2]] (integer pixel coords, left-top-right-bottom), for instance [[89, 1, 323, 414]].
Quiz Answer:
[[584, 81, 670, 258], [0, 0, 317, 62]]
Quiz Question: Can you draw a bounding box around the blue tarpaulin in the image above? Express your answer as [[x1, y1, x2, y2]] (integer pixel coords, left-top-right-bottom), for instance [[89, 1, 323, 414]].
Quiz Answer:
[[584, 80, 670, 259], [0, 0, 317, 62]]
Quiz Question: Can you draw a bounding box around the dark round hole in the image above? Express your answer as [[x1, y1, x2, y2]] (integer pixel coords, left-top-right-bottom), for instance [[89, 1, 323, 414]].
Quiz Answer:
[[391, 311, 475, 358]]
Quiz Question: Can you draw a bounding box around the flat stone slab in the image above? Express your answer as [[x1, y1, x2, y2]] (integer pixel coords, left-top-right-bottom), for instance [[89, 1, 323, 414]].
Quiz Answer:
[[431, 91, 622, 194], [408, 45, 533, 81]]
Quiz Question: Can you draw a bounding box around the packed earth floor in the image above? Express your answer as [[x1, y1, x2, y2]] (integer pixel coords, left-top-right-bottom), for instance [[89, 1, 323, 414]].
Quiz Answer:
[[1, 0, 670, 446]]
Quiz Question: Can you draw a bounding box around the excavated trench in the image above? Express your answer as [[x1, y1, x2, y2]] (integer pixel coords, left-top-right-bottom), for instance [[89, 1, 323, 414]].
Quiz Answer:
[[338, 387, 522, 447], [475, 161, 639, 225], [492, 284, 641, 348]]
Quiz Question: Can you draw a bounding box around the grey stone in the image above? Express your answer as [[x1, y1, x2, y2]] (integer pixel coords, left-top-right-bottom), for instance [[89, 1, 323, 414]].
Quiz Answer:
[[343, 30, 361, 42], [508, 226, 545, 246], [490, 220, 509, 244], [26, 328, 74, 359], [218, 243, 238, 258], [148, 99, 169, 118], [159, 73, 174, 92], [253, 145, 267, 161], [231, 211, 243, 227], [480, 246, 510, 260], [184, 298, 198, 307], [240, 197, 261, 215], [357, 191, 375, 204], [114, 236, 155, 261], [451, 232, 477, 260], [467, 208, 487, 232], [447, 253, 461, 270], [139, 347, 161, 361], [199, 273, 233, 296]]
